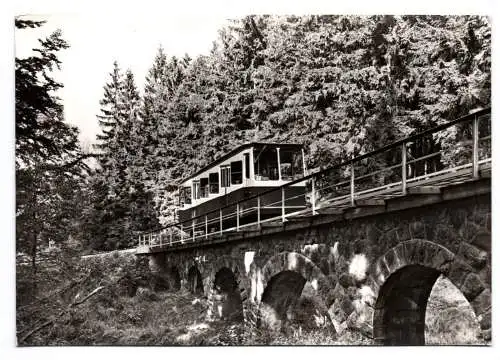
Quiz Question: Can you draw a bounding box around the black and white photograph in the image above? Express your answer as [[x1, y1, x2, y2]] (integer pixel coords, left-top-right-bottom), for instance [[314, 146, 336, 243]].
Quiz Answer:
[[4, 0, 495, 352]]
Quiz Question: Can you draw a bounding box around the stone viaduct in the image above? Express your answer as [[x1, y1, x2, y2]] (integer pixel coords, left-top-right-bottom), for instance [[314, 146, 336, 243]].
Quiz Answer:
[[141, 176, 491, 345]]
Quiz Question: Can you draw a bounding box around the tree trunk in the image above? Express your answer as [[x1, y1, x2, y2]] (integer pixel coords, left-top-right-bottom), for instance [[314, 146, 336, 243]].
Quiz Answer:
[[30, 212, 38, 299]]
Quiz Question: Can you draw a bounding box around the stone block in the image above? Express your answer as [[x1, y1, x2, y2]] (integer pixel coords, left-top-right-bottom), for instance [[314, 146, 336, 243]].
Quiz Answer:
[[470, 289, 491, 318], [481, 329, 491, 341], [409, 221, 426, 239], [346, 286, 359, 300], [366, 224, 379, 244], [460, 273, 485, 301], [447, 260, 473, 289], [457, 242, 488, 269], [477, 265, 491, 287], [331, 282, 346, 299], [330, 299, 347, 323], [340, 296, 355, 315], [326, 274, 338, 288], [338, 273, 355, 288], [471, 231, 491, 252], [346, 310, 372, 337], [428, 249, 454, 274], [382, 248, 399, 273], [479, 310, 491, 330]]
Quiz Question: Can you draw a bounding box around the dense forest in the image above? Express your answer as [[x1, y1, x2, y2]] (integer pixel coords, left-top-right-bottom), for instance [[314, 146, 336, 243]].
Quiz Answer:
[[15, 14, 491, 346], [16, 14, 491, 267]]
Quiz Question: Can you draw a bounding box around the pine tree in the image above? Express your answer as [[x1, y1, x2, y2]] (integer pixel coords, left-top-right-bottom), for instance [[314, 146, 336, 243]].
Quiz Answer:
[[15, 19, 79, 168], [85, 65, 160, 250], [94, 61, 123, 160], [15, 18, 89, 290]]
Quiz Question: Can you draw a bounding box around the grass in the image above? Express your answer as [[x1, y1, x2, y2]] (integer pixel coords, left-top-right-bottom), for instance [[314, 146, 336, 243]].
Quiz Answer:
[[425, 275, 485, 345]]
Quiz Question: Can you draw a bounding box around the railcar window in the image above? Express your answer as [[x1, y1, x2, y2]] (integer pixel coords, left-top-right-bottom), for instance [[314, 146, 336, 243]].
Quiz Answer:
[[200, 178, 208, 198], [280, 150, 303, 180], [209, 173, 219, 193], [193, 181, 200, 200], [231, 161, 243, 185], [184, 186, 192, 204], [221, 166, 230, 188], [254, 147, 279, 181], [244, 153, 250, 179]]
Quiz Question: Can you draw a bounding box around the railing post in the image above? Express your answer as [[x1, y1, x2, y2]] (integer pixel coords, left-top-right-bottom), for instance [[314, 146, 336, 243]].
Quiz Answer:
[[473, 115, 479, 178], [205, 215, 208, 239], [169, 228, 173, 246], [192, 219, 195, 242], [160, 231, 163, 247], [181, 224, 184, 242], [301, 148, 307, 176], [311, 177, 317, 215], [402, 142, 407, 195], [277, 147, 281, 181], [350, 161, 355, 206], [220, 209, 223, 236], [149, 233, 152, 246], [236, 203, 240, 231], [281, 187, 286, 222], [257, 196, 261, 228]]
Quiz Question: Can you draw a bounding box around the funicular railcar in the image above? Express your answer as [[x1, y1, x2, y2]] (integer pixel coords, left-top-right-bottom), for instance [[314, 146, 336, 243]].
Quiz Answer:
[[177, 143, 307, 236]]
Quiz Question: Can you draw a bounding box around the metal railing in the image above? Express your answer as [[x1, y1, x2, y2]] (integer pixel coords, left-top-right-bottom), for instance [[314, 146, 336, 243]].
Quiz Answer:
[[137, 108, 491, 250]]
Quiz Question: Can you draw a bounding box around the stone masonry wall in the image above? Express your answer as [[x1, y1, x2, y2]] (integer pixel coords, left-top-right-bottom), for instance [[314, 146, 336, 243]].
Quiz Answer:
[[150, 192, 491, 343]]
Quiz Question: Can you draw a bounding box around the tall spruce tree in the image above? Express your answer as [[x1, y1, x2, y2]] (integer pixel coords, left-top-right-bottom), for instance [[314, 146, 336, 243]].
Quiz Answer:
[[85, 64, 159, 250], [136, 48, 188, 224]]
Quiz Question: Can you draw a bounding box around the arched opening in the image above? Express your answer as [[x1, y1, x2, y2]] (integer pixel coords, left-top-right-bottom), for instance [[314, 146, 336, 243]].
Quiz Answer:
[[374, 265, 439, 345], [374, 265, 483, 345], [169, 266, 181, 291], [213, 267, 243, 321], [187, 266, 203, 294], [425, 275, 483, 345], [260, 270, 306, 331]]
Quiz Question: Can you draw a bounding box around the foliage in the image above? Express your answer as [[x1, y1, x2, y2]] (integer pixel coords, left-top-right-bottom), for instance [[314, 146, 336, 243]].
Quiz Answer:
[[84, 63, 160, 250], [148, 15, 490, 204], [15, 19, 80, 168], [15, 18, 91, 287]]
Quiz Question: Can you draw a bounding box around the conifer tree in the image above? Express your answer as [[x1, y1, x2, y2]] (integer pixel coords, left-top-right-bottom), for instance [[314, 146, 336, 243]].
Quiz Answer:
[[15, 18, 89, 284], [85, 63, 160, 250]]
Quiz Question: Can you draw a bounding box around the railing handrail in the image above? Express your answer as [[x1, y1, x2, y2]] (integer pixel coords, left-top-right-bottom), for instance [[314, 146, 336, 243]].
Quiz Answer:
[[138, 107, 490, 238]]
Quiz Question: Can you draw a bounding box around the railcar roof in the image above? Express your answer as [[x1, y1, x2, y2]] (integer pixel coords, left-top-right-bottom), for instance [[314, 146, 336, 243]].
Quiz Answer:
[[179, 142, 303, 184]]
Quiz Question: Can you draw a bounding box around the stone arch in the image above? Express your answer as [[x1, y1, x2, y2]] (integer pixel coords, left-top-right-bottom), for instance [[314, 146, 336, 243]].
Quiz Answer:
[[260, 251, 332, 304], [207, 256, 246, 297], [148, 254, 181, 292], [204, 256, 247, 322], [372, 239, 489, 345], [258, 251, 334, 331], [187, 265, 203, 295], [210, 266, 244, 321]]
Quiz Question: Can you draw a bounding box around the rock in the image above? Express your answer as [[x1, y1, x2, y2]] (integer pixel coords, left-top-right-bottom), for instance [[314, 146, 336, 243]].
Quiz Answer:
[[471, 289, 491, 323], [460, 273, 485, 301], [346, 309, 373, 338], [340, 296, 355, 315], [447, 260, 474, 288], [458, 242, 488, 269], [479, 310, 491, 330], [481, 329, 492, 341], [409, 221, 426, 238], [471, 232, 491, 252], [339, 273, 355, 288]]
